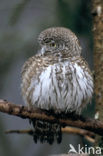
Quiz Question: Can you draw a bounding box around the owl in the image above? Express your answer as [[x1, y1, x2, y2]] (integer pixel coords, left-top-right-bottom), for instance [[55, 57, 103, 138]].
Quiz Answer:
[[21, 27, 93, 144]]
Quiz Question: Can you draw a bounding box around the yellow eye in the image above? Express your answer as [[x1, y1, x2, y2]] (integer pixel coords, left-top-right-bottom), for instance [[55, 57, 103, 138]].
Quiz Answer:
[[50, 42, 56, 47]]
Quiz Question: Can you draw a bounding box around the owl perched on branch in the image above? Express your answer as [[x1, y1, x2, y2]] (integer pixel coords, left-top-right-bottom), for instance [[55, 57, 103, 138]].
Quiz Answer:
[[21, 27, 93, 144]]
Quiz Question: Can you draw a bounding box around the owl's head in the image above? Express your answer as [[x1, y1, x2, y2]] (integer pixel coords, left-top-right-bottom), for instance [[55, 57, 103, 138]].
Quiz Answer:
[[38, 27, 82, 57]]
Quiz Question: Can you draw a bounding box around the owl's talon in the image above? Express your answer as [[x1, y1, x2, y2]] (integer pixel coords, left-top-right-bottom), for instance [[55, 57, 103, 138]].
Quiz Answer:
[[33, 134, 38, 143]]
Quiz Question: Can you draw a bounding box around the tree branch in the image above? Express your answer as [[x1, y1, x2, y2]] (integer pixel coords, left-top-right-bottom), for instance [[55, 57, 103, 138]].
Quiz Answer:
[[62, 127, 95, 143], [0, 99, 103, 137], [5, 127, 95, 143], [92, 0, 103, 147]]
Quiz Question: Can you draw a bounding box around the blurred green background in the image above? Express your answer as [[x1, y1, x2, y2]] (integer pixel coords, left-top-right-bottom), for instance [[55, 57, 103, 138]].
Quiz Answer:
[[0, 0, 94, 156]]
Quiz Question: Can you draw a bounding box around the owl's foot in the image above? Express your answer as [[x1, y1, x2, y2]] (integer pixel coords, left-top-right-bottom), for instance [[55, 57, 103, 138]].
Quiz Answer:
[[31, 119, 62, 144]]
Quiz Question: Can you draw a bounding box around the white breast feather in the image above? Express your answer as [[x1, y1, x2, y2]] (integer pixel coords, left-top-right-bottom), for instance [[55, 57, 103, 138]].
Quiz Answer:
[[26, 61, 93, 113]]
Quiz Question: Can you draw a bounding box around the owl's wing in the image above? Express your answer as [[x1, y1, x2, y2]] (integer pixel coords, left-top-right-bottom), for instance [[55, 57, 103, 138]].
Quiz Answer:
[[21, 54, 55, 108], [21, 53, 56, 79], [21, 56, 36, 78]]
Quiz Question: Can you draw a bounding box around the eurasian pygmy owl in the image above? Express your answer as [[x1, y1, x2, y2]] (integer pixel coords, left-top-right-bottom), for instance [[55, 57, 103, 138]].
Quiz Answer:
[[21, 27, 93, 144]]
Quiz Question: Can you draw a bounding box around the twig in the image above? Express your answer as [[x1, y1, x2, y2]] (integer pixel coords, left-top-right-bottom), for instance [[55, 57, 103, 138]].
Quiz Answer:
[[5, 127, 95, 143], [5, 129, 34, 135], [62, 127, 95, 143], [62, 127, 94, 137], [0, 99, 103, 137]]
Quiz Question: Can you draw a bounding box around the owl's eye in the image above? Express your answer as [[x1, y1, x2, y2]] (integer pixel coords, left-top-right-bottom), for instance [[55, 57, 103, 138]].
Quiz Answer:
[[50, 42, 56, 47]]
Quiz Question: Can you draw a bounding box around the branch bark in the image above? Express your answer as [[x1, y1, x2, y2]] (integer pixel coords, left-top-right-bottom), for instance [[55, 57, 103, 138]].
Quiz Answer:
[[92, 0, 103, 122], [5, 127, 95, 143], [92, 0, 103, 147], [0, 99, 103, 137]]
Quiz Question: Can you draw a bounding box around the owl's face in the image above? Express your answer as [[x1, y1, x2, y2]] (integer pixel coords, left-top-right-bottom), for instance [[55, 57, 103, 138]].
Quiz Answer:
[[40, 36, 66, 54], [38, 27, 82, 57]]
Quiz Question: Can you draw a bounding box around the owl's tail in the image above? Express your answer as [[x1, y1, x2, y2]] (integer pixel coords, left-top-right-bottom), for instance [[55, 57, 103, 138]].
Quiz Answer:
[[31, 119, 62, 144]]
